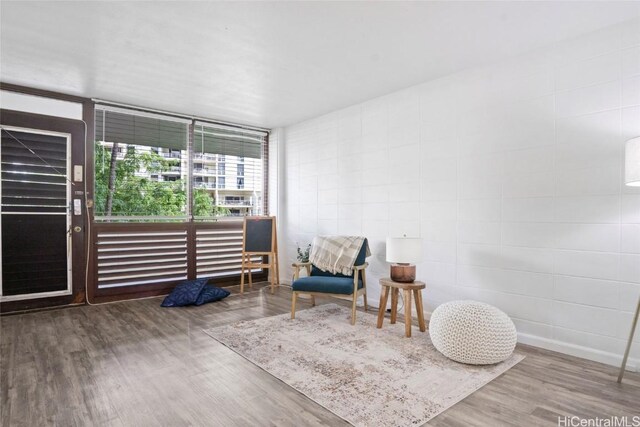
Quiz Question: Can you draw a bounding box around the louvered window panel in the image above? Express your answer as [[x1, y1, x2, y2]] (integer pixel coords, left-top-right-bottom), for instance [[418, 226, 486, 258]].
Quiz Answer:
[[96, 230, 188, 288], [193, 123, 265, 159], [196, 227, 262, 278], [95, 107, 188, 150], [1, 130, 68, 214]]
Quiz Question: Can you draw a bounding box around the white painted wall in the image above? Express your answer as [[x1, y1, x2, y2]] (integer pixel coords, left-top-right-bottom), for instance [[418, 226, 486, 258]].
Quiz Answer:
[[0, 90, 83, 120], [268, 128, 288, 276], [281, 18, 640, 369]]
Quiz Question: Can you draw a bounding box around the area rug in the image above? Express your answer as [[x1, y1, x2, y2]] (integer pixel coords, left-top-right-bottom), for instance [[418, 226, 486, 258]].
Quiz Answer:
[[203, 304, 524, 427]]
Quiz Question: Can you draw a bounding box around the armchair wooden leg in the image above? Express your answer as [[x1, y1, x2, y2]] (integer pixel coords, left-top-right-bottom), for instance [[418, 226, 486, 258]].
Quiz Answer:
[[351, 293, 358, 325], [310, 295, 316, 306], [291, 292, 298, 319], [362, 270, 368, 311]]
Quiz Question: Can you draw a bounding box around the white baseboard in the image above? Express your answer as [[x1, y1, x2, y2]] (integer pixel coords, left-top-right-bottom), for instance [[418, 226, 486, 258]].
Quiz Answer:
[[517, 333, 639, 372], [420, 308, 638, 372]]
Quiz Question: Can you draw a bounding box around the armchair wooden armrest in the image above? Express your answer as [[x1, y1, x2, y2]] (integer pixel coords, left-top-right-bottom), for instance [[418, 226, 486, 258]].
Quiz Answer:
[[354, 262, 369, 271], [292, 261, 312, 280]]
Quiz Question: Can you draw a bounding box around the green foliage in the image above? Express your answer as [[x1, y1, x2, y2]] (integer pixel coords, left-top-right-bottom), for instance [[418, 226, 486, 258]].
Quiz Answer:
[[193, 188, 213, 217], [95, 144, 229, 218], [193, 188, 230, 217]]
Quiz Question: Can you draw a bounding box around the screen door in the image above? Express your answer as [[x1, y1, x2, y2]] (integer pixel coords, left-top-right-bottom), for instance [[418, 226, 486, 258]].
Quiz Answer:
[[0, 126, 72, 300]]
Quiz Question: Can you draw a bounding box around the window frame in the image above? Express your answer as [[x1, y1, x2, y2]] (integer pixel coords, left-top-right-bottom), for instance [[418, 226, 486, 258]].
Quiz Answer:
[[93, 105, 192, 222], [93, 105, 269, 223], [191, 120, 267, 220]]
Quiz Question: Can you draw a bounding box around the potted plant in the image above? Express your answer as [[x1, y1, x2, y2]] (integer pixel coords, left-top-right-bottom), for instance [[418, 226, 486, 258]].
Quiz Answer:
[[296, 243, 311, 263]]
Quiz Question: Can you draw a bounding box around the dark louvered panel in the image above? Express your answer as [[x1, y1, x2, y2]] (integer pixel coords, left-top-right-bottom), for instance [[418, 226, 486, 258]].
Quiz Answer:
[[1, 128, 70, 297], [1, 208, 68, 295], [1, 129, 68, 214], [95, 108, 188, 150], [193, 123, 265, 159], [96, 230, 188, 288], [1, 136, 67, 156], [196, 227, 261, 278]]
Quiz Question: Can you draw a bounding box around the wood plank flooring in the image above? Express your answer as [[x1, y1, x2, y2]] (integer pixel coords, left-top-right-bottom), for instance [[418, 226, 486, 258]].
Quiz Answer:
[[2, 283, 639, 426]]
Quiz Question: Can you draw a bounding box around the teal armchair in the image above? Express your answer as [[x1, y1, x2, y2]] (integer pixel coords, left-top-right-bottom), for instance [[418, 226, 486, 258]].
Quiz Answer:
[[290, 239, 369, 325]]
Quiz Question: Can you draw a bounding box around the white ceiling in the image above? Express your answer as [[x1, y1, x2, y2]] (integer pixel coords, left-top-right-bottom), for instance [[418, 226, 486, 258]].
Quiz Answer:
[[1, 2, 639, 129]]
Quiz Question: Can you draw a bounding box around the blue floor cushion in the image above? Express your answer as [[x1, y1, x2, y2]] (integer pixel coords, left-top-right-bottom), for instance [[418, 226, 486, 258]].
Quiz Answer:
[[161, 278, 208, 307], [195, 285, 230, 306]]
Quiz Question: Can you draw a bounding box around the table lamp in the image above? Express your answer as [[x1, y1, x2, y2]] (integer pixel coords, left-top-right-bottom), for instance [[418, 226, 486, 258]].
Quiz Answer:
[[386, 237, 422, 282], [619, 136, 640, 383]]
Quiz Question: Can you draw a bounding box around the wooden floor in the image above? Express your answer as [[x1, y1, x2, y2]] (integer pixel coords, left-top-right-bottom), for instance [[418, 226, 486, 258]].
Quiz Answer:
[[2, 283, 639, 427]]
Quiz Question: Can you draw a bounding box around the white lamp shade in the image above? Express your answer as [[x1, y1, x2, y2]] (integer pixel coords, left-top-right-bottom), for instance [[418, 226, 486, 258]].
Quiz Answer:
[[626, 137, 640, 187], [386, 237, 422, 264]]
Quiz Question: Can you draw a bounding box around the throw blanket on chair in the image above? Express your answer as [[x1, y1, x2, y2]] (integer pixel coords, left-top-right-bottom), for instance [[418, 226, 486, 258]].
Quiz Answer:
[[309, 236, 370, 276]]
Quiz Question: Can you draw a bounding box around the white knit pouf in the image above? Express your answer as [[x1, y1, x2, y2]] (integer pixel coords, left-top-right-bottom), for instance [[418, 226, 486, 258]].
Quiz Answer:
[[429, 300, 517, 365]]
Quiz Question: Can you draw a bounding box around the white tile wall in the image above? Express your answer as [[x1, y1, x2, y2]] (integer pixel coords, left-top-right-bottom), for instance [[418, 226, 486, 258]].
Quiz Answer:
[[279, 18, 640, 368]]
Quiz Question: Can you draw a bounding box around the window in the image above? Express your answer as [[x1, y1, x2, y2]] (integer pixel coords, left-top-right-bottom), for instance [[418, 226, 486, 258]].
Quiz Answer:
[[192, 123, 266, 219], [94, 107, 189, 219], [94, 107, 267, 221], [224, 196, 243, 204]]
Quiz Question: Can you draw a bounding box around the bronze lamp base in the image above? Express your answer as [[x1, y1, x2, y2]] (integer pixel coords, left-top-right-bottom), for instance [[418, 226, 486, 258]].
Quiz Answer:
[[390, 263, 415, 282]]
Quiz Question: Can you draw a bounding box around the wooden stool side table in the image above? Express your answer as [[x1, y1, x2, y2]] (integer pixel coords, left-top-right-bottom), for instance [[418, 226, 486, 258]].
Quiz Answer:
[[377, 278, 426, 337]]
